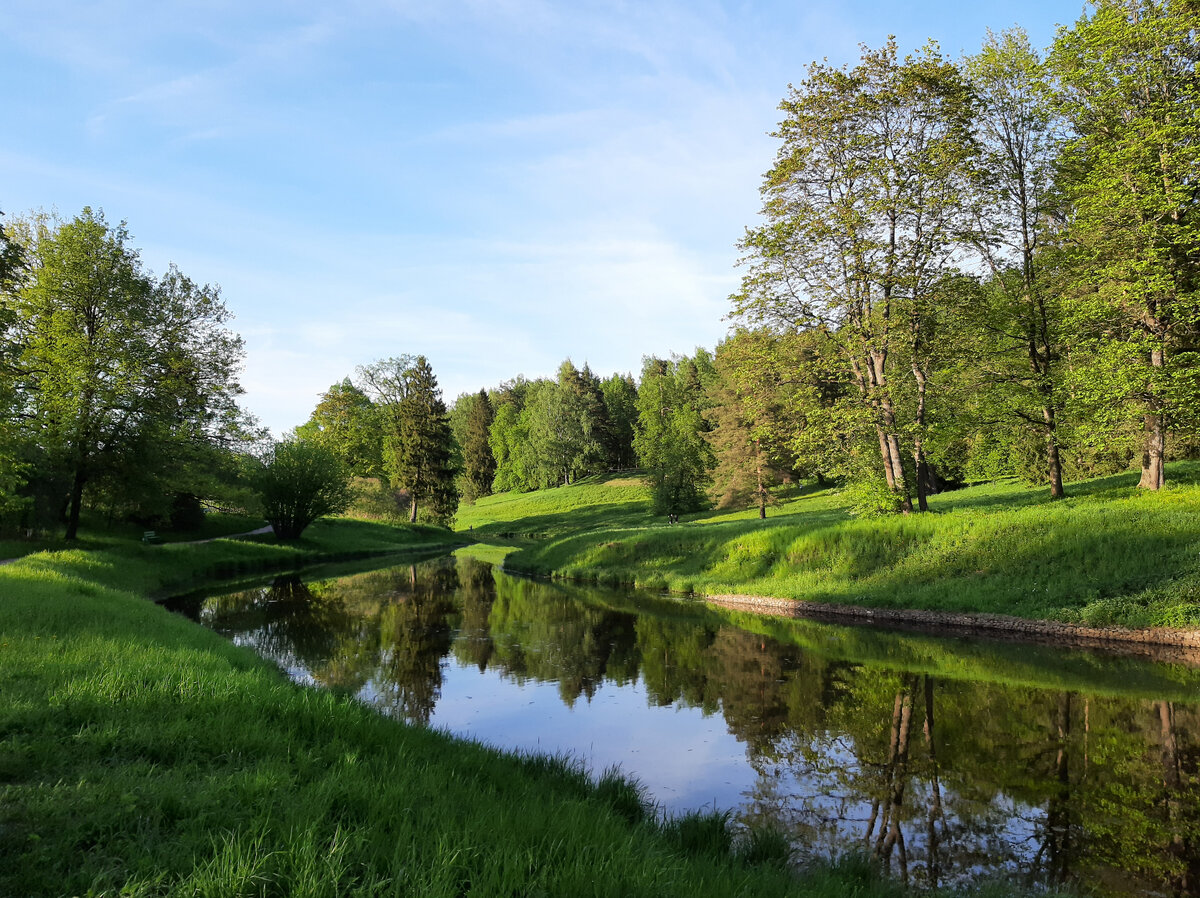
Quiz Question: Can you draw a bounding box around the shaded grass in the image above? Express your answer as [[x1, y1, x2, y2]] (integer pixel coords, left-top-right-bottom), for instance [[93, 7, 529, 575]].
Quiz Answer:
[[10, 516, 462, 600], [0, 511, 267, 561], [464, 465, 1200, 629], [0, 521, 959, 897]]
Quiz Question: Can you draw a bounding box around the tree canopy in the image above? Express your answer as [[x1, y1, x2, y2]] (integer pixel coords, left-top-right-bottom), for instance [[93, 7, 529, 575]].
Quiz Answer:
[[1, 208, 252, 538]]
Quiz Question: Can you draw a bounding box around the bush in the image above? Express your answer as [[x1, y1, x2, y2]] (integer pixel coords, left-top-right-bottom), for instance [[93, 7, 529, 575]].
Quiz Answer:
[[253, 441, 353, 539]]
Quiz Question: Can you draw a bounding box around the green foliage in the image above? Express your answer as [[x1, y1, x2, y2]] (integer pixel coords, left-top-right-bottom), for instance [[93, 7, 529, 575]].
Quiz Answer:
[[1, 209, 252, 539], [1049, 0, 1200, 489], [733, 40, 978, 513], [358, 355, 458, 525], [253, 441, 353, 540], [599, 373, 639, 469], [456, 388, 496, 502], [485, 362, 615, 494], [295, 379, 383, 479], [634, 355, 715, 516]]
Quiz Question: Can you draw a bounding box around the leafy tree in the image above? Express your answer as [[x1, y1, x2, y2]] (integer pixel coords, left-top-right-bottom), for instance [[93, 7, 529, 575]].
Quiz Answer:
[[1050, 0, 1200, 489], [359, 355, 458, 524], [965, 28, 1070, 497], [634, 355, 714, 516], [489, 386, 534, 492], [254, 439, 353, 539], [600, 373, 639, 469], [523, 360, 608, 487], [0, 209, 23, 290], [296, 379, 382, 478], [0, 209, 29, 526], [734, 40, 977, 512], [4, 209, 249, 539]]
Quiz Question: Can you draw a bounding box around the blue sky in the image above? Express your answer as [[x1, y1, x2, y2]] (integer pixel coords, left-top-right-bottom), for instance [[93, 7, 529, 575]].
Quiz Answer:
[[2, 0, 1085, 434]]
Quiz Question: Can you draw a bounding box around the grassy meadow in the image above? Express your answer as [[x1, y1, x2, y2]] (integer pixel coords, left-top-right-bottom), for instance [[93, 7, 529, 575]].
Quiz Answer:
[[1, 516, 947, 897], [457, 462, 1200, 629]]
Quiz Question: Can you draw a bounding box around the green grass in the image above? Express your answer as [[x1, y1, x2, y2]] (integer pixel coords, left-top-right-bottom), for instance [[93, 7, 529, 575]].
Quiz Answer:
[[0, 511, 268, 561], [8, 516, 464, 600], [0, 518, 979, 897], [458, 465, 1200, 629]]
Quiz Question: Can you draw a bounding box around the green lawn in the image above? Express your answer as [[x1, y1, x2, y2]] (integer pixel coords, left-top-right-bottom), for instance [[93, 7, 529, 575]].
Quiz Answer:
[[457, 464, 1200, 629], [0, 518, 946, 897], [0, 511, 268, 562]]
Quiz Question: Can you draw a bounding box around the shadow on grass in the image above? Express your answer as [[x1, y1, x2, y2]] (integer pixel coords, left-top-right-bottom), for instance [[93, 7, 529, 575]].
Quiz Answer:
[[470, 500, 652, 539]]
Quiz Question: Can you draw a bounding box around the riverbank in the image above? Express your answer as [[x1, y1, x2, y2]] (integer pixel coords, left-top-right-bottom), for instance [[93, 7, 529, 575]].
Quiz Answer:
[[458, 463, 1200, 633], [0, 519, 921, 897]]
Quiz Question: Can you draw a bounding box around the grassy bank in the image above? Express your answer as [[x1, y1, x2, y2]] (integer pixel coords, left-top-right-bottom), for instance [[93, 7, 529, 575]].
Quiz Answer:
[[0, 511, 268, 562], [457, 464, 1200, 629], [0, 520, 929, 897], [8, 516, 463, 599]]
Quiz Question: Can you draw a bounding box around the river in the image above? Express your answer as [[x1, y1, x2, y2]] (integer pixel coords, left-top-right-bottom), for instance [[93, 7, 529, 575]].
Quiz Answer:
[[165, 552, 1200, 896]]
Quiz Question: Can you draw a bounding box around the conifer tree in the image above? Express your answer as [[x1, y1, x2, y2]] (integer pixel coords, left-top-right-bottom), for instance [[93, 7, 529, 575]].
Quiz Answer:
[[462, 388, 496, 501]]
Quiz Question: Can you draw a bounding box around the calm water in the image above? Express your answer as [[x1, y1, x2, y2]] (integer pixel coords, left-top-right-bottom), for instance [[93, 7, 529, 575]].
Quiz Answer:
[[166, 554, 1200, 896]]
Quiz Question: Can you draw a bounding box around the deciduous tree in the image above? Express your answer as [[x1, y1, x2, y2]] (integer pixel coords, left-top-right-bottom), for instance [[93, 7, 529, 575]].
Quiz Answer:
[[6, 209, 249, 538], [1050, 0, 1200, 489], [965, 28, 1069, 497], [634, 356, 715, 516], [734, 40, 977, 512]]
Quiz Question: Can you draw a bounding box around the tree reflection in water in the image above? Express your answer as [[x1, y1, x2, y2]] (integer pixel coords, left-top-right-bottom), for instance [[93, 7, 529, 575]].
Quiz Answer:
[[176, 555, 1200, 897]]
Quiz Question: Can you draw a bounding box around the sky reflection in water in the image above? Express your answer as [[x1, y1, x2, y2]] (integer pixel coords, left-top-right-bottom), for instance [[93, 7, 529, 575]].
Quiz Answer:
[[168, 554, 1200, 897]]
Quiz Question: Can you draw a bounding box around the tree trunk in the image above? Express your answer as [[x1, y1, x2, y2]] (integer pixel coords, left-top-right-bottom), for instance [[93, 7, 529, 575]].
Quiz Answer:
[[861, 352, 912, 513], [923, 675, 943, 890], [1139, 345, 1167, 490], [409, 493, 418, 523], [64, 468, 87, 541], [876, 425, 896, 490], [756, 442, 766, 519], [885, 429, 913, 514], [1043, 405, 1065, 499], [913, 446, 929, 513]]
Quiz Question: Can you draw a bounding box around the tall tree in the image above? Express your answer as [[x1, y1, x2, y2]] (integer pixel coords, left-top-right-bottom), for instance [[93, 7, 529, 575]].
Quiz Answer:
[[296, 379, 382, 478], [1050, 0, 1200, 489], [634, 356, 715, 516], [6, 209, 248, 539], [734, 40, 977, 512], [600, 373, 639, 469], [965, 28, 1069, 498], [461, 388, 496, 501], [358, 355, 458, 524], [488, 377, 540, 492], [0, 209, 29, 524], [527, 360, 606, 485]]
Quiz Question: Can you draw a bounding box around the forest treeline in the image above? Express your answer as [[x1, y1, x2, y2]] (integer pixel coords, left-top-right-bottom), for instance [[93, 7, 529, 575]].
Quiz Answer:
[[0, 0, 1197, 537], [304, 2, 1200, 520]]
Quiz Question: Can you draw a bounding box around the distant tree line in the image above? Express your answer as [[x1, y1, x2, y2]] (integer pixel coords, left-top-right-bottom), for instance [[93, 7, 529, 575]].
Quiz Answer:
[[5, 0, 1196, 536], [328, 0, 1197, 520]]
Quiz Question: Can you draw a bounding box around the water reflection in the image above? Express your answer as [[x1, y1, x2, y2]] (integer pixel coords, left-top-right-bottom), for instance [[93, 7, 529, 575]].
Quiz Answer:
[[168, 555, 1200, 896]]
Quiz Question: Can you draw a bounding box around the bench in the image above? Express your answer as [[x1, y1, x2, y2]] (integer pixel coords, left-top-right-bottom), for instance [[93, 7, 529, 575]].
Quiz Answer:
[[142, 530, 160, 544]]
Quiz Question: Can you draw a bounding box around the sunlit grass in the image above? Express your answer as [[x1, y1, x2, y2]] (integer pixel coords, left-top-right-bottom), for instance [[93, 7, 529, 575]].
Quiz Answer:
[[1, 518, 976, 897], [467, 465, 1200, 628]]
